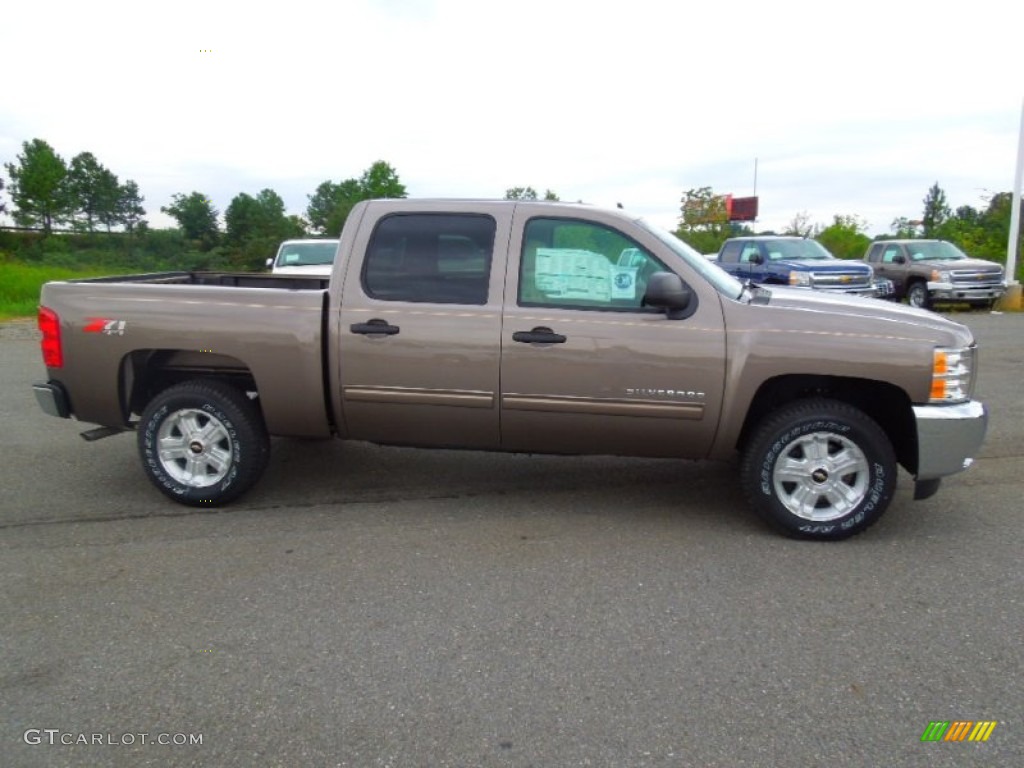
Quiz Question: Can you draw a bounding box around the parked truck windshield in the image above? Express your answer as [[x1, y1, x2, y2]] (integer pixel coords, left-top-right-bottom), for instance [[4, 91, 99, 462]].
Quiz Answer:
[[906, 242, 969, 261], [762, 239, 833, 260], [268, 239, 340, 278], [638, 220, 743, 298], [274, 240, 338, 267]]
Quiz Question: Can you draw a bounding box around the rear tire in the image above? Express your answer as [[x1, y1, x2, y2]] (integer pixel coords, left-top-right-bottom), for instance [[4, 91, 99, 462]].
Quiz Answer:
[[740, 399, 896, 540], [138, 380, 270, 506]]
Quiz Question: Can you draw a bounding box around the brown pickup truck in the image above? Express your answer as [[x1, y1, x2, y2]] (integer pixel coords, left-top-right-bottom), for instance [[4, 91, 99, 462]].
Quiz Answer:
[[864, 239, 1007, 309], [32, 199, 989, 539]]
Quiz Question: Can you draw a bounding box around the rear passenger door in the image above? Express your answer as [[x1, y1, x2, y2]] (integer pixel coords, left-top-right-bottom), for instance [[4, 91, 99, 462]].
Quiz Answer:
[[337, 206, 511, 449]]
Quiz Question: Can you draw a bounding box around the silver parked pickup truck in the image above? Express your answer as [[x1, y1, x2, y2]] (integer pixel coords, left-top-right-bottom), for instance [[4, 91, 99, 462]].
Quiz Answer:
[[32, 199, 988, 539]]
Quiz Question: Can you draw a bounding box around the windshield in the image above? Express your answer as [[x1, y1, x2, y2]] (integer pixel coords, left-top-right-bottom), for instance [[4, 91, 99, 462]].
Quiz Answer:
[[908, 241, 968, 261], [638, 220, 744, 298], [765, 239, 834, 260], [276, 241, 338, 267]]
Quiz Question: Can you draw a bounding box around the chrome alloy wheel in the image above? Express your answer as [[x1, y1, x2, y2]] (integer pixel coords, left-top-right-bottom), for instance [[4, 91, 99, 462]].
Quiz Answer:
[[156, 407, 233, 488], [771, 431, 870, 522]]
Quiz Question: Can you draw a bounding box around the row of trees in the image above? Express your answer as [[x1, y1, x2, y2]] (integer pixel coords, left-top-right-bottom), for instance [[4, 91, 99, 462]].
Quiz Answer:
[[154, 161, 408, 269], [0, 138, 411, 268], [674, 183, 1020, 268], [3, 137, 1018, 276], [3, 139, 146, 235], [159, 160, 410, 247]]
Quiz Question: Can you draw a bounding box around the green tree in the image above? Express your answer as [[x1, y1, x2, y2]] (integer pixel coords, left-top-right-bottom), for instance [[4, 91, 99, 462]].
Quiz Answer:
[[161, 191, 220, 249], [66, 152, 116, 232], [93, 169, 122, 233], [359, 160, 407, 199], [782, 211, 817, 237], [889, 217, 920, 238], [306, 161, 408, 236], [937, 192, 1021, 269], [225, 189, 304, 270], [306, 179, 361, 235], [116, 180, 147, 234], [225, 189, 286, 243], [674, 187, 733, 254], [505, 186, 560, 201], [816, 215, 871, 260], [921, 182, 950, 237], [4, 138, 70, 233]]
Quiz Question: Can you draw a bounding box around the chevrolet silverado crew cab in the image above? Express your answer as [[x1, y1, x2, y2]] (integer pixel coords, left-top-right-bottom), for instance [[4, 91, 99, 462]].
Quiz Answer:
[[32, 200, 988, 540], [716, 236, 882, 297], [864, 239, 1007, 309]]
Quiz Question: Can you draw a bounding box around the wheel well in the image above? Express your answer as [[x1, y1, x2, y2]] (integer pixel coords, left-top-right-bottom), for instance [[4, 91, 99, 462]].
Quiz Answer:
[[121, 350, 259, 421], [737, 374, 918, 473]]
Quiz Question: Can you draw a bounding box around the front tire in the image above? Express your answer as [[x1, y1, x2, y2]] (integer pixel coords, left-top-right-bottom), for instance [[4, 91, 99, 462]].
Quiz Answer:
[[740, 399, 896, 540], [906, 281, 930, 309], [138, 380, 270, 506]]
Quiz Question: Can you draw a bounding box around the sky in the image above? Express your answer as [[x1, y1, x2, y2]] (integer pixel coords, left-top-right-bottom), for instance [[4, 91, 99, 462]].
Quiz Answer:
[[1, 0, 1022, 237]]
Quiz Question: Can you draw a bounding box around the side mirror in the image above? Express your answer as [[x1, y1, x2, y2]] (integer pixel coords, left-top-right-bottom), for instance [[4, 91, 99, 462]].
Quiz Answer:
[[643, 272, 694, 319], [893, 254, 906, 265], [749, 253, 764, 266], [265, 258, 274, 269]]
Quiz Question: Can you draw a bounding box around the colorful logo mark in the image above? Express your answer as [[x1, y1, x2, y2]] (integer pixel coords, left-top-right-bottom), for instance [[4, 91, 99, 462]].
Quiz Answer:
[[921, 721, 997, 742]]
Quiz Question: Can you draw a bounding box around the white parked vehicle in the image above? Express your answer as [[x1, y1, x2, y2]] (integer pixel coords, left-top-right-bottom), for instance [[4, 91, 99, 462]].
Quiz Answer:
[[267, 239, 339, 277]]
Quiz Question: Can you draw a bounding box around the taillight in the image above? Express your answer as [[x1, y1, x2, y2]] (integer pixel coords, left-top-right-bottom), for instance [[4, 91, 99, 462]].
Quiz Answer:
[[38, 307, 63, 368]]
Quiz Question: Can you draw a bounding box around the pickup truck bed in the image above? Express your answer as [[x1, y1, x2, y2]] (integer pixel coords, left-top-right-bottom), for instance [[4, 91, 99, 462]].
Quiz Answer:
[[76, 271, 329, 290], [37, 272, 332, 438]]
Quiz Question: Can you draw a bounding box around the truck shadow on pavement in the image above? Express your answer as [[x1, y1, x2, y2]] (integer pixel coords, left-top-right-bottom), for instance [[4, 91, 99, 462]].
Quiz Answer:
[[257, 437, 761, 533]]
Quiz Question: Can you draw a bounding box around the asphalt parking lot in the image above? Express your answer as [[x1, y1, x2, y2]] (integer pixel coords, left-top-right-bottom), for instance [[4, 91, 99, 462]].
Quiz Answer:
[[1, 311, 1021, 767]]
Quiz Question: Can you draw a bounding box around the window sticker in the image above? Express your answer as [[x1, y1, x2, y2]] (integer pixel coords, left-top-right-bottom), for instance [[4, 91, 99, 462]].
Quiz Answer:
[[611, 266, 638, 299], [534, 248, 614, 302]]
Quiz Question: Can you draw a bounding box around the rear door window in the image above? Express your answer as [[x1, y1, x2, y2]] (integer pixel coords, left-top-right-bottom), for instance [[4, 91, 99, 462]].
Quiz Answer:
[[362, 214, 496, 305]]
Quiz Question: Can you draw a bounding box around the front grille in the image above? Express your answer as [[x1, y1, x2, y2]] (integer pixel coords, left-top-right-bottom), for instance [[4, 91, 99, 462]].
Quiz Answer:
[[811, 271, 872, 289], [950, 269, 1003, 288]]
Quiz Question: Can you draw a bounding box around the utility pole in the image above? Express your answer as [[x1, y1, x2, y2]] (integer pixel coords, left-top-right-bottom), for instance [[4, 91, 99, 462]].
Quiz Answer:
[[1003, 97, 1023, 309]]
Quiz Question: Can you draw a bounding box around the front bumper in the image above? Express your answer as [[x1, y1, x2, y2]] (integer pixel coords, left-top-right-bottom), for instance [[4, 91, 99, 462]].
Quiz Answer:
[[871, 278, 896, 299], [812, 286, 878, 297], [33, 381, 71, 419], [913, 400, 987, 481], [927, 281, 1007, 303]]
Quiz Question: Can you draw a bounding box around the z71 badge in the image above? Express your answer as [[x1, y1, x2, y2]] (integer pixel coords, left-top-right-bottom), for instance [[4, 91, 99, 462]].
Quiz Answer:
[[83, 318, 127, 336]]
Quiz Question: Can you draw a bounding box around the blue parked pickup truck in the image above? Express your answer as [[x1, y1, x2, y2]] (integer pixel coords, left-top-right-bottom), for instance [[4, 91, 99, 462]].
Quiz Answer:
[[716, 236, 881, 297]]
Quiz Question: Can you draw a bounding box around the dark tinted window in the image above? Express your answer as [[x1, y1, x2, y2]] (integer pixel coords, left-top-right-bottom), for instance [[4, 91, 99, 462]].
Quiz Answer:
[[363, 214, 495, 304], [739, 243, 761, 263], [720, 241, 742, 262], [881, 245, 902, 263]]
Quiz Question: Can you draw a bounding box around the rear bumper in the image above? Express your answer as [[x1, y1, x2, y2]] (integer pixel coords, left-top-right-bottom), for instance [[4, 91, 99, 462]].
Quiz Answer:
[[913, 400, 987, 480], [33, 381, 71, 419]]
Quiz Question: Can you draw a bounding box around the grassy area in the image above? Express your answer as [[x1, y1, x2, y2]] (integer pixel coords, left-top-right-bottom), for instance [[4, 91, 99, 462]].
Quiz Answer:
[[0, 261, 114, 321]]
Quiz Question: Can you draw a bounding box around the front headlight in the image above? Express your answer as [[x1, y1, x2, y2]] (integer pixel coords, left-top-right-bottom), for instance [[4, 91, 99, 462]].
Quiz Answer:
[[930, 346, 976, 403], [789, 271, 811, 286], [930, 269, 953, 282]]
